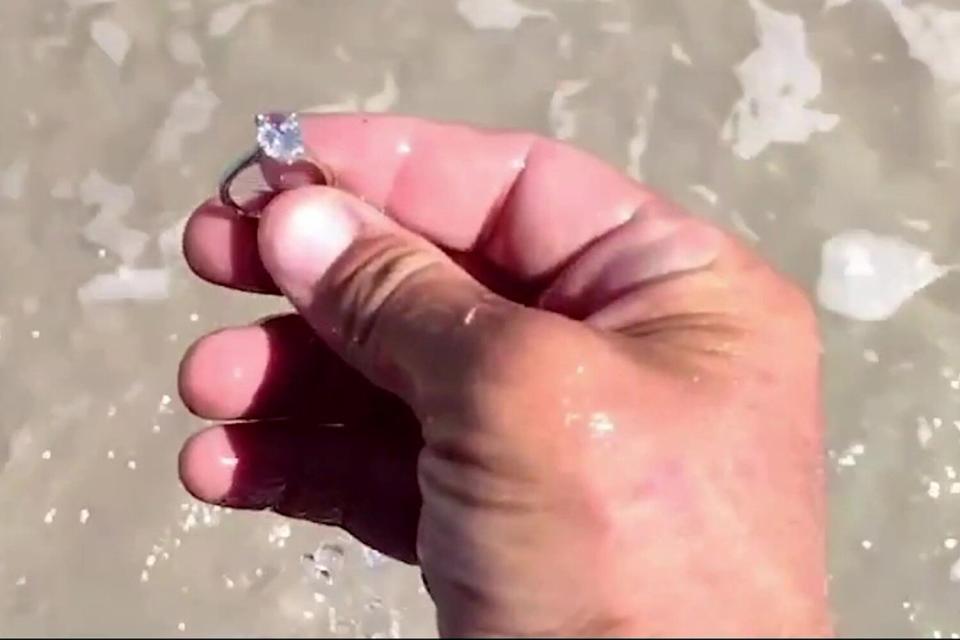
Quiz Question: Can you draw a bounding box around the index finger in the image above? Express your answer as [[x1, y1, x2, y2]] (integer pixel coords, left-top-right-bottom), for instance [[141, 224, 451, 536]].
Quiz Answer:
[[298, 113, 659, 280], [186, 114, 670, 293]]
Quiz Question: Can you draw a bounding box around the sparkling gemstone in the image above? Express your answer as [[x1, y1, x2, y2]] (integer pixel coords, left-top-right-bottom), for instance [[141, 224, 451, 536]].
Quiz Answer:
[[255, 112, 305, 163]]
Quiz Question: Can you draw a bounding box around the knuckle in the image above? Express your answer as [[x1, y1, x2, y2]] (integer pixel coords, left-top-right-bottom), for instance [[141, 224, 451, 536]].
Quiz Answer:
[[329, 234, 443, 352]]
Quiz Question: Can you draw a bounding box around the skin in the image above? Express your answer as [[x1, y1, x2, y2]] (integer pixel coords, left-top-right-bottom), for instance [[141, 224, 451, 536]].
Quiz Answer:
[[177, 114, 831, 637]]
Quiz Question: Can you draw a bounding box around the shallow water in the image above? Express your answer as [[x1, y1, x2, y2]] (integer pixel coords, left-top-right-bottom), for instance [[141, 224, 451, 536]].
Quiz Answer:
[[0, 0, 958, 636]]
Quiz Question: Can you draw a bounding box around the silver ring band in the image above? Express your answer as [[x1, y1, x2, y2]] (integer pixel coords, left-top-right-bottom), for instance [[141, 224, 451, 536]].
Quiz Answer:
[[218, 145, 264, 217]]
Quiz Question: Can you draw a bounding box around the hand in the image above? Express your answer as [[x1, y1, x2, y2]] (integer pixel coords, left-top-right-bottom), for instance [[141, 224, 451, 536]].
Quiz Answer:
[[177, 115, 830, 637]]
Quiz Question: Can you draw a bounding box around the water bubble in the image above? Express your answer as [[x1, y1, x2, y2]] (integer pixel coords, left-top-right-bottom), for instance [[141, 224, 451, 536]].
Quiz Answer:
[[302, 543, 345, 584]]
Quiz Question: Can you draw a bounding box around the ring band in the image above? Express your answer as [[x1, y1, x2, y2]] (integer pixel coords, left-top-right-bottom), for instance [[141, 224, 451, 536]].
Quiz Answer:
[[218, 146, 264, 217]]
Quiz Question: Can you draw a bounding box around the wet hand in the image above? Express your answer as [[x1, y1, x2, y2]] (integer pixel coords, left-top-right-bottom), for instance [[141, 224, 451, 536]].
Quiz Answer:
[[177, 115, 830, 637]]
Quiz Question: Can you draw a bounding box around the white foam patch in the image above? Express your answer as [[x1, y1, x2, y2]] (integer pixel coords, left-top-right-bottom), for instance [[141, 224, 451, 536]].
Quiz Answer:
[[879, 0, 960, 85], [208, 0, 273, 38], [158, 215, 190, 262], [689, 184, 719, 206], [1, 159, 29, 200], [670, 41, 693, 65], [363, 72, 398, 113], [823, 0, 852, 10], [722, 0, 840, 159], [153, 78, 220, 162], [626, 87, 657, 180], [90, 18, 130, 66], [816, 230, 952, 321], [79, 171, 148, 265], [305, 96, 360, 114], [626, 115, 649, 179], [168, 30, 203, 66], [77, 267, 171, 303], [951, 555, 960, 582], [548, 80, 590, 140], [456, 0, 552, 30]]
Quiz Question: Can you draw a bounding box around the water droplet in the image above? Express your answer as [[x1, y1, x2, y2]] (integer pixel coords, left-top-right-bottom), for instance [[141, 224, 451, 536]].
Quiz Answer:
[[43, 508, 57, 524], [268, 523, 291, 547], [588, 412, 615, 437], [79, 508, 90, 524]]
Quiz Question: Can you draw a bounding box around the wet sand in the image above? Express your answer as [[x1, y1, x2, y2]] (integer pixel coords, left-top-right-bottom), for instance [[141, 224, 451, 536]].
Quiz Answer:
[[0, 0, 958, 636]]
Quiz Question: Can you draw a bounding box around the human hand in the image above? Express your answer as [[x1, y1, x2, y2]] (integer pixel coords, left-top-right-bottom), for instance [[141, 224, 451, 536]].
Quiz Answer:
[[177, 115, 830, 637]]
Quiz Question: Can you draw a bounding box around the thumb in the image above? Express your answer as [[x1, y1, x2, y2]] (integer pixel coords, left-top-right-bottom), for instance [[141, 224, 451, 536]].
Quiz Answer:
[[257, 185, 513, 399]]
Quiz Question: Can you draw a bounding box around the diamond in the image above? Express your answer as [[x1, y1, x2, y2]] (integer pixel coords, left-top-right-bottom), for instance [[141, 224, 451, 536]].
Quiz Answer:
[[255, 112, 305, 164]]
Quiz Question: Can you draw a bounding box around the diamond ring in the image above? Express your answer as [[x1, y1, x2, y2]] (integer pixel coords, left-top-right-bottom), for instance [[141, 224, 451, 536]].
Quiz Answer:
[[219, 112, 332, 217]]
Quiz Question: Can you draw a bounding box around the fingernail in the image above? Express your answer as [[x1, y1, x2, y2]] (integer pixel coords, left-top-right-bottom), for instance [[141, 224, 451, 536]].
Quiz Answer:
[[260, 187, 360, 296]]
